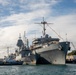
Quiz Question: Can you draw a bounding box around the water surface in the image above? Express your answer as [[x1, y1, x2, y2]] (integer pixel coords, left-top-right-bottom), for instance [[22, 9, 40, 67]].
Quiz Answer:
[[0, 64, 76, 75]]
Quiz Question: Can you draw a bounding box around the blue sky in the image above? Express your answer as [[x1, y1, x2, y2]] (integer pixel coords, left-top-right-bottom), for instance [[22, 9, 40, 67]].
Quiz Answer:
[[0, 0, 76, 17], [0, 0, 76, 57], [52, 0, 76, 16]]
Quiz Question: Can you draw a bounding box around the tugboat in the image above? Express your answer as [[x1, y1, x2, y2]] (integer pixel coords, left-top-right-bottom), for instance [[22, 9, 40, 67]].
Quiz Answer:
[[3, 54, 23, 65], [30, 18, 70, 65], [0, 52, 23, 65], [1, 47, 23, 65]]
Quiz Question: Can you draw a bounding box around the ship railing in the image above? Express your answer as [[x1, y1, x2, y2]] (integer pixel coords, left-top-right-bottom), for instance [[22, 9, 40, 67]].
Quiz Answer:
[[30, 44, 42, 50]]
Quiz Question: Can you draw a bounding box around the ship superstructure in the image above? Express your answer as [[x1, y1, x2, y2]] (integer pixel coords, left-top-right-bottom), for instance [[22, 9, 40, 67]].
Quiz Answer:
[[16, 33, 36, 65]]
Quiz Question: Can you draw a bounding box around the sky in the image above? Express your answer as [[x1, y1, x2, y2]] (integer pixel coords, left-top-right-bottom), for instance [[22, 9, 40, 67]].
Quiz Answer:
[[0, 0, 76, 57]]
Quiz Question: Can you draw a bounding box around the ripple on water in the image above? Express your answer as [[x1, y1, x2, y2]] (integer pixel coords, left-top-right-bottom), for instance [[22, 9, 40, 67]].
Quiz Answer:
[[0, 64, 76, 75]]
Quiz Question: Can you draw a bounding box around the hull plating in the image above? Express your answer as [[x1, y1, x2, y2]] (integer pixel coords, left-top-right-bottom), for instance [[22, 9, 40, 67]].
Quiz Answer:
[[36, 50, 65, 65]]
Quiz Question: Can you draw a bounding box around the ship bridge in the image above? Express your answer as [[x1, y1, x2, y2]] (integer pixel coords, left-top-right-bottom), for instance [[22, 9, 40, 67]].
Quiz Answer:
[[32, 34, 59, 45]]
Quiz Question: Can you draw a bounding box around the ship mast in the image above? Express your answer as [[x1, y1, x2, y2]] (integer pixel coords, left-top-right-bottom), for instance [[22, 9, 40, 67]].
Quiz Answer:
[[35, 17, 52, 37], [42, 17, 46, 36], [19, 33, 21, 39], [7, 47, 9, 57], [35, 17, 64, 41]]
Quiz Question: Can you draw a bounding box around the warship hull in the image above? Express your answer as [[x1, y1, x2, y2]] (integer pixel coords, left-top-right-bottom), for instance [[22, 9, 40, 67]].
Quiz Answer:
[[33, 42, 70, 65], [36, 50, 65, 64]]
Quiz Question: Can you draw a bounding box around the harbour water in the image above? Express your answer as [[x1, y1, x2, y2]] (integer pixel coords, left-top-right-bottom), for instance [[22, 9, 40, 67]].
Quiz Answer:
[[0, 64, 76, 75]]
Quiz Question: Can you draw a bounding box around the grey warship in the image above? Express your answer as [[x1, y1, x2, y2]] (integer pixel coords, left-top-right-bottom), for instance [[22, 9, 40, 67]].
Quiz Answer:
[[16, 33, 36, 65], [30, 18, 70, 65]]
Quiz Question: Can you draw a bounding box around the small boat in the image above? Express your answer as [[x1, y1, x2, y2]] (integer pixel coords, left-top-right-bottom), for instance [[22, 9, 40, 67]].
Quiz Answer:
[[0, 54, 23, 65]]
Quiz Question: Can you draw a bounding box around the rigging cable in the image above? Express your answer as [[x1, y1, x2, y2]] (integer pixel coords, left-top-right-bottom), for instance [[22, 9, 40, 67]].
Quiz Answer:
[[71, 42, 76, 50], [47, 24, 64, 41]]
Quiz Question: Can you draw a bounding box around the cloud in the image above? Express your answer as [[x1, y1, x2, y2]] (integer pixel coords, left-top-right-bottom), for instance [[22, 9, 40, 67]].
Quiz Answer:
[[0, 8, 50, 26], [0, 12, 76, 49], [19, 0, 61, 4], [0, 0, 10, 6], [19, 0, 62, 10], [46, 14, 76, 51], [0, 0, 76, 57], [0, 8, 50, 50], [0, 0, 62, 18], [74, 0, 76, 3]]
